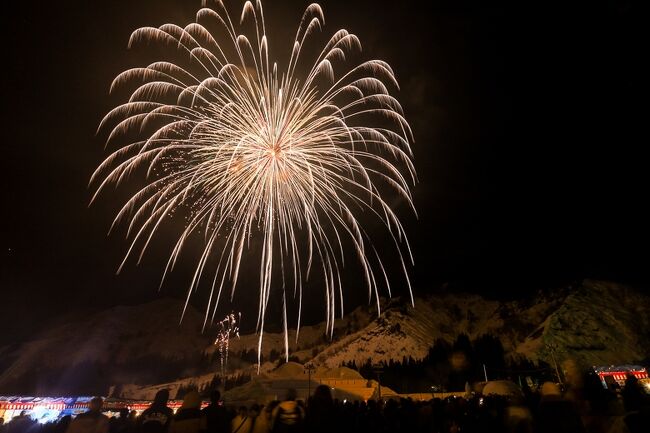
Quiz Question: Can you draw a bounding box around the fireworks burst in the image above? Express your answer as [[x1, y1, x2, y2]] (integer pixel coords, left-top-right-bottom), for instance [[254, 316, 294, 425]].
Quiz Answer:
[[214, 312, 241, 376], [92, 0, 416, 366]]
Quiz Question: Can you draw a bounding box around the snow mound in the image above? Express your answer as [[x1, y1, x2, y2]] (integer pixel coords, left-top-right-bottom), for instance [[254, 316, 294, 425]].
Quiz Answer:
[[483, 380, 523, 398], [316, 367, 363, 380], [272, 362, 305, 378]]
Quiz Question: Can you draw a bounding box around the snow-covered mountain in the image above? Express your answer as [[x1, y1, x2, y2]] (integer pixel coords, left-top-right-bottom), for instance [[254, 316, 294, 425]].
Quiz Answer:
[[1, 280, 648, 395], [514, 280, 650, 366], [231, 280, 649, 370], [0, 299, 211, 395]]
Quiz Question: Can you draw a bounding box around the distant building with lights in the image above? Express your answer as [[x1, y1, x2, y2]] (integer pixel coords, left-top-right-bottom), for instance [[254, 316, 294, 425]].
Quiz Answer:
[[0, 396, 206, 424], [593, 365, 648, 388]]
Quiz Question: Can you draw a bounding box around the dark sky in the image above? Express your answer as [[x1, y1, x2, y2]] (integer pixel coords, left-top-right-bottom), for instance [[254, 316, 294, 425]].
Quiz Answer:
[[1, 0, 646, 342]]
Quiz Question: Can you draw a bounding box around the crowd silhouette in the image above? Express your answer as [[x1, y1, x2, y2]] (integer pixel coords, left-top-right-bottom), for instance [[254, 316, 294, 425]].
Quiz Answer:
[[0, 373, 648, 433]]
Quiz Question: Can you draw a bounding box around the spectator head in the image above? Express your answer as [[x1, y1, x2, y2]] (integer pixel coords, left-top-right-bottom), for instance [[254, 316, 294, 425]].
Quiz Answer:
[[238, 406, 248, 416], [540, 382, 562, 401], [266, 401, 279, 415], [90, 397, 104, 412], [622, 374, 643, 412], [624, 373, 638, 386], [181, 391, 201, 410], [58, 415, 72, 429], [210, 390, 221, 405], [153, 389, 170, 406], [250, 404, 260, 417], [285, 388, 298, 401], [313, 385, 333, 405], [119, 408, 129, 418]]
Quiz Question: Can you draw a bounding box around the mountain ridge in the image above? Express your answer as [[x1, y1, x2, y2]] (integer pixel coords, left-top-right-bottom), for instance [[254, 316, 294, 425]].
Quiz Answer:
[[1, 279, 648, 395]]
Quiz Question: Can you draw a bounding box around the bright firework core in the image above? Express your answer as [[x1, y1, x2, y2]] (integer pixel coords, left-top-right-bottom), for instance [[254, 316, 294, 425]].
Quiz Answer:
[[92, 0, 416, 367]]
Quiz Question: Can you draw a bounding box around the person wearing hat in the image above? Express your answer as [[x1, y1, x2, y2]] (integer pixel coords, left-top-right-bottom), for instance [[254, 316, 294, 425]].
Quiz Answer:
[[169, 391, 204, 433]]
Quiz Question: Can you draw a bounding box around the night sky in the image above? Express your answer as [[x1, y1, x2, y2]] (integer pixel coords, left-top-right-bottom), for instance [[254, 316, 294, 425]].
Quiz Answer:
[[1, 0, 646, 343]]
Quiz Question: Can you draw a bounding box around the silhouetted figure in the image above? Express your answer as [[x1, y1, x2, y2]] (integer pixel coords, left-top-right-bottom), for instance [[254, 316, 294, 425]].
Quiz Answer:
[[169, 391, 203, 433], [252, 402, 277, 433], [4, 410, 35, 433], [536, 382, 585, 433], [357, 399, 383, 433], [305, 385, 334, 433], [271, 389, 303, 433], [66, 397, 109, 433], [230, 406, 252, 433], [384, 399, 401, 433], [54, 416, 72, 433], [138, 389, 174, 433], [246, 405, 260, 433], [622, 375, 650, 433], [201, 390, 230, 433], [557, 371, 616, 433], [111, 409, 135, 433]]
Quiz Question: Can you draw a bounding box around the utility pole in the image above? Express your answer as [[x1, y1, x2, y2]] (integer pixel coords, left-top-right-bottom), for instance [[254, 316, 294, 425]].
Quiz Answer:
[[372, 364, 384, 401], [546, 343, 563, 384], [305, 363, 315, 398], [483, 364, 488, 382]]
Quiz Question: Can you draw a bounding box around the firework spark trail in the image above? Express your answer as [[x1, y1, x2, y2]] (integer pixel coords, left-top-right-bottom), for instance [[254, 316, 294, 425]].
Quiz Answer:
[[215, 312, 240, 377], [92, 0, 416, 368]]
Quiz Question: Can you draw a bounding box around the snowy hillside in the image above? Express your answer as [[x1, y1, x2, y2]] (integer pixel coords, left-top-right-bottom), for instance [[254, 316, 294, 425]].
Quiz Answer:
[[1, 280, 648, 396], [514, 280, 650, 366], [303, 280, 650, 369], [0, 299, 211, 394]]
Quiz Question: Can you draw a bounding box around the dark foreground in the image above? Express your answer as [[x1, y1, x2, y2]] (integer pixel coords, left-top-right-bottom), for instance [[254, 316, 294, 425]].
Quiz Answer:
[[1, 377, 649, 433]]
